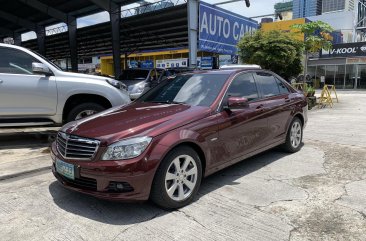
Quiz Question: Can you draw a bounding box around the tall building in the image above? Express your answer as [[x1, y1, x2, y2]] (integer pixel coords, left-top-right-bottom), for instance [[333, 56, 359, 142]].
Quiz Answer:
[[322, 0, 354, 13], [274, 1, 293, 20], [292, 0, 322, 19]]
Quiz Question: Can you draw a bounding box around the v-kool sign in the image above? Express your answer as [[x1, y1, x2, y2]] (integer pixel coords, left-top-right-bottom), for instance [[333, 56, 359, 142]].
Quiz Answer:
[[199, 1, 258, 55]]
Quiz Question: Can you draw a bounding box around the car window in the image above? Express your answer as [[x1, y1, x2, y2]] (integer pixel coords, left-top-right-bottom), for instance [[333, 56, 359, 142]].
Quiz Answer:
[[138, 73, 229, 107], [119, 69, 149, 80], [227, 73, 259, 101], [0, 47, 41, 75], [255, 72, 281, 97], [276, 77, 290, 94]]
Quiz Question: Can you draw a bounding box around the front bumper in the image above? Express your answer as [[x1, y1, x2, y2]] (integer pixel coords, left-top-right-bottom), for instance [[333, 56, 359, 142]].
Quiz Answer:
[[50, 142, 156, 201]]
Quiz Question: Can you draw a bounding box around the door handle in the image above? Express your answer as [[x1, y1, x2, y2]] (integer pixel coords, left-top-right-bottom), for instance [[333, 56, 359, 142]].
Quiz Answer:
[[285, 97, 291, 103], [0, 79, 3, 84]]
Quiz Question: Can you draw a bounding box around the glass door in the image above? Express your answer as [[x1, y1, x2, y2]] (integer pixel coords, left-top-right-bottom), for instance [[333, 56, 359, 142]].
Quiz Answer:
[[357, 65, 366, 89], [345, 65, 357, 89]]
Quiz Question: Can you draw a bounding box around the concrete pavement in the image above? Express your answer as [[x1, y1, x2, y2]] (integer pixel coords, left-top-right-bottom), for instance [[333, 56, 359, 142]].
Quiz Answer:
[[0, 91, 365, 241]]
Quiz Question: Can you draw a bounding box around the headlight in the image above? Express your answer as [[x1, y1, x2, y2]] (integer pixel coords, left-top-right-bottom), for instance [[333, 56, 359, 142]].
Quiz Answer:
[[101, 136, 152, 160], [129, 82, 146, 94], [106, 79, 127, 90]]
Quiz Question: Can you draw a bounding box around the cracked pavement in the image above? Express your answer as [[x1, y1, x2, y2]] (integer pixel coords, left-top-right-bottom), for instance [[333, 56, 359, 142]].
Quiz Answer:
[[0, 91, 365, 241]]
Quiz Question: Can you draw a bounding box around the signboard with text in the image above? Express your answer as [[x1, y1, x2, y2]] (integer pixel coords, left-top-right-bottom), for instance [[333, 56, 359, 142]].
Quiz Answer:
[[199, 1, 258, 55], [321, 42, 366, 58]]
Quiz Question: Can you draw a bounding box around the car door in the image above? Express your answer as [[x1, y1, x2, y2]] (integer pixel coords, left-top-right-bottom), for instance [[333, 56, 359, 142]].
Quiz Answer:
[[0, 47, 57, 117], [254, 72, 293, 142], [213, 72, 271, 166]]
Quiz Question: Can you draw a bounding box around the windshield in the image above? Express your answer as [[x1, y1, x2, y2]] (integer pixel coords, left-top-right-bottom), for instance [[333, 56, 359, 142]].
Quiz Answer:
[[119, 69, 150, 80], [30, 49, 62, 70], [138, 73, 229, 107]]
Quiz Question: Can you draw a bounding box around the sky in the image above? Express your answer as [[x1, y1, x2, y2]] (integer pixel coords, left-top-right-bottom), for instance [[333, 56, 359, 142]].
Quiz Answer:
[[21, 0, 280, 41]]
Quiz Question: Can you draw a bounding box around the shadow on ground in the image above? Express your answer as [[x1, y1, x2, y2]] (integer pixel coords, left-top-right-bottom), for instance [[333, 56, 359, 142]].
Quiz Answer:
[[48, 147, 292, 225], [0, 131, 57, 149]]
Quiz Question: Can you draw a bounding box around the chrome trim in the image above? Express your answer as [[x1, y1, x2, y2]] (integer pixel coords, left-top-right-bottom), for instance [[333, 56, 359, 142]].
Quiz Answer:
[[56, 132, 100, 160]]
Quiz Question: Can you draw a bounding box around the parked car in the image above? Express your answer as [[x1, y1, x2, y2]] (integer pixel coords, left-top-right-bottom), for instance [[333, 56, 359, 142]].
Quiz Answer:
[[51, 69, 308, 209], [118, 68, 168, 100], [165, 67, 196, 76], [220, 64, 261, 69], [0, 43, 130, 127]]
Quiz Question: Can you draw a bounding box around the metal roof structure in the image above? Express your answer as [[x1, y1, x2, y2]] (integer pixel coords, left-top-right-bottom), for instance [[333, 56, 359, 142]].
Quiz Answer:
[[0, 0, 189, 77], [21, 4, 188, 59]]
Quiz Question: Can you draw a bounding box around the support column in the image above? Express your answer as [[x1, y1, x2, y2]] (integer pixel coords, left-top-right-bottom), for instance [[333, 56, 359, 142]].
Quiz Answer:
[[110, 5, 121, 78], [68, 17, 78, 72], [36, 25, 45, 55], [187, 0, 198, 68], [124, 53, 128, 70], [13, 32, 22, 46]]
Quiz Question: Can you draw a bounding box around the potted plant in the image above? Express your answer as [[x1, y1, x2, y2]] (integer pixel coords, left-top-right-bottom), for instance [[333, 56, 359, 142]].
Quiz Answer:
[[306, 86, 315, 97]]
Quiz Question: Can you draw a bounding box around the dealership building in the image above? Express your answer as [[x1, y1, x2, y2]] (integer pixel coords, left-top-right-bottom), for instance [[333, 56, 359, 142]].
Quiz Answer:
[[0, 1, 257, 77], [100, 1, 257, 75], [307, 42, 366, 89]]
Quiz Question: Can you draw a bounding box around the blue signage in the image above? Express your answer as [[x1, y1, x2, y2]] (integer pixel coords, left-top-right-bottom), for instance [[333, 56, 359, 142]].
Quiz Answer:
[[199, 1, 258, 55], [201, 56, 213, 69], [141, 60, 154, 69]]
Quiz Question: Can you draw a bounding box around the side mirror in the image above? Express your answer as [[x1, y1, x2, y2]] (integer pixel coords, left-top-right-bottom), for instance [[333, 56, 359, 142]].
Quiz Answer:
[[32, 62, 52, 76], [227, 97, 249, 109]]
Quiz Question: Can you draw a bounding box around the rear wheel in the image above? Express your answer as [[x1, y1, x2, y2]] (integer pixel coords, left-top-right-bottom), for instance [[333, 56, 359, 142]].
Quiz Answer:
[[66, 102, 105, 122], [282, 117, 303, 153], [150, 146, 202, 209]]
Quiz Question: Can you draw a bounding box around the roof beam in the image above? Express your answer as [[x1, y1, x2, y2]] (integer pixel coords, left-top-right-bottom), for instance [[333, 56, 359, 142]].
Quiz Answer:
[[0, 10, 36, 31], [18, 0, 75, 23], [87, 0, 118, 11]]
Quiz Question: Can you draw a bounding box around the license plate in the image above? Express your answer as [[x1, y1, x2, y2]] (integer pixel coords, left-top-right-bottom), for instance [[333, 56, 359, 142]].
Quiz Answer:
[[56, 159, 75, 180]]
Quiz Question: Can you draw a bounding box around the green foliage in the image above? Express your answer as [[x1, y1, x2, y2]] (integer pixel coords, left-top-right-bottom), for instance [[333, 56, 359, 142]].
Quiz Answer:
[[291, 21, 334, 53], [237, 30, 303, 80]]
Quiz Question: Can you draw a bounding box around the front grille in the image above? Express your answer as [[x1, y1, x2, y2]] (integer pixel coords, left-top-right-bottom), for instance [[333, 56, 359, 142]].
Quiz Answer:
[[56, 132, 100, 160]]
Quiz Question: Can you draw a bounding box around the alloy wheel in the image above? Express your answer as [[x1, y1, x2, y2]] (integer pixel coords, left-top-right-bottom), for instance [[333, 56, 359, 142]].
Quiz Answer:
[[164, 155, 198, 201], [290, 121, 302, 148], [75, 110, 98, 120]]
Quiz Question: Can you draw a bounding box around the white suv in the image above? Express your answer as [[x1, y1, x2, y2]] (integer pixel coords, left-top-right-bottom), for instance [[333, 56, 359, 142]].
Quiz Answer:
[[0, 43, 130, 127]]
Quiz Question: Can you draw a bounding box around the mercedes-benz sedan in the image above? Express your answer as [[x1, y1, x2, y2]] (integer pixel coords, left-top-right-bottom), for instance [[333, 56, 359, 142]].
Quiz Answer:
[[51, 69, 307, 209]]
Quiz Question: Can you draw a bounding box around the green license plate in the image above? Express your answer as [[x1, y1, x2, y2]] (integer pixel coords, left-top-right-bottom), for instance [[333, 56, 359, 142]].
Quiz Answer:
[[56, 159, 75, 180]]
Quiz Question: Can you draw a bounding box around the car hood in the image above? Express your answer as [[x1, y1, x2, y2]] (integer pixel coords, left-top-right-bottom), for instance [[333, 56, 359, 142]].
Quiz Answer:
[[121, 80, 146, 87], [61, 102, 211, 145], [57, 71, 115, 82]]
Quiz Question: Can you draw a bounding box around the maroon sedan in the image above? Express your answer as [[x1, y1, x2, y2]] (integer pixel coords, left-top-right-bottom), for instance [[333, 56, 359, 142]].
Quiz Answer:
[[51, 69, 307, 209]]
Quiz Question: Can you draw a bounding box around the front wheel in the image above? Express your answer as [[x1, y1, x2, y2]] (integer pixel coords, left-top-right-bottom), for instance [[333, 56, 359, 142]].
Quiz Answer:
[[66, 102, 105, 122], [150, 146, 202, 209], [282, 117, 303, 153]]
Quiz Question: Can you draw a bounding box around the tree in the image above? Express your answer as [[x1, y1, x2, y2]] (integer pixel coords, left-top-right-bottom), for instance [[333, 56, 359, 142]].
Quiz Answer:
[[237, 30, 303, 80], [291, 21, 334, 80]]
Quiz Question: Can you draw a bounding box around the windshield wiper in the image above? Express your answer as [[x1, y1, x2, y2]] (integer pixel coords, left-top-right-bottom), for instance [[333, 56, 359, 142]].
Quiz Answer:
[[145, 100, 186, 104]]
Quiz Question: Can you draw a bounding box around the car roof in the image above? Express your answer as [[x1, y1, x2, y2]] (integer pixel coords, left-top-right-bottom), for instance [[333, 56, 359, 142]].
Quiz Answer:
[[220, 64, 261, 70], [183, 69, 265, 75]]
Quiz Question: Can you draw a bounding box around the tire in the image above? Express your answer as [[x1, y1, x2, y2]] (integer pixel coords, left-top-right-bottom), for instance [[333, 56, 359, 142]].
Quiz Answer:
[[282, 117, 303, 153], [150, 146, 203, 209], [66, 102, 105, 123]]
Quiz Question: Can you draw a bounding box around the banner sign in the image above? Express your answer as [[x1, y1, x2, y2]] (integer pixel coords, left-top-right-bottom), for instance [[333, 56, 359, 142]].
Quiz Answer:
[[321, 42, 366, 58], [156, 58, 188, 68], [199, 1, 258, 55], [201, 56, 213, 69]]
